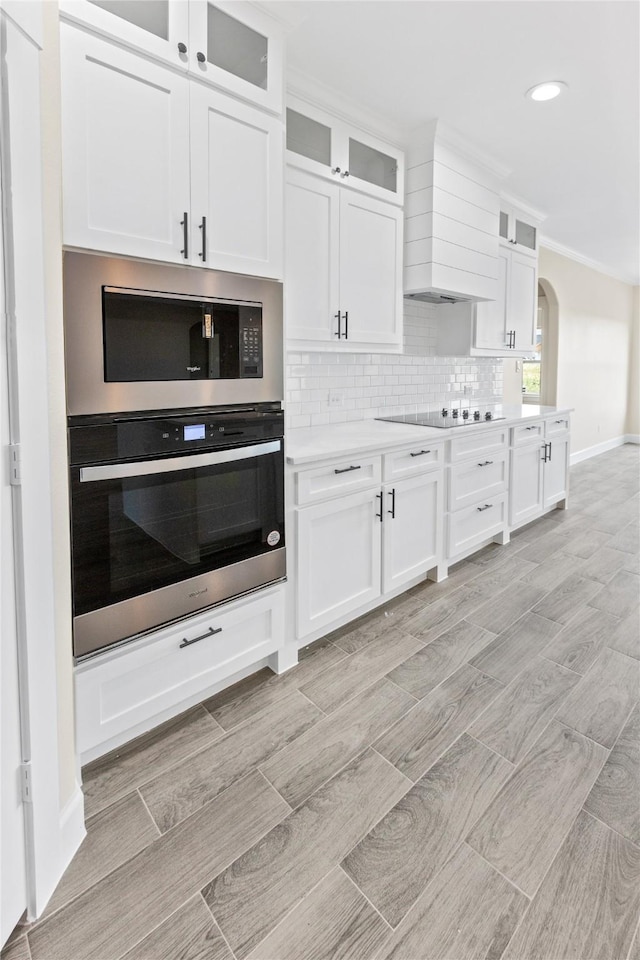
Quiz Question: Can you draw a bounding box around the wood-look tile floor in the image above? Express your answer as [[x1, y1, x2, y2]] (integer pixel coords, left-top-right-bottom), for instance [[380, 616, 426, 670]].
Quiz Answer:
[[4, 444, 639, 960]]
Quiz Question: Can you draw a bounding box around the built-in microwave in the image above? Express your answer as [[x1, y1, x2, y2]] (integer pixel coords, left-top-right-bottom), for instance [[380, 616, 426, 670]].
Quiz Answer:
[[63, 252, 283, 416]]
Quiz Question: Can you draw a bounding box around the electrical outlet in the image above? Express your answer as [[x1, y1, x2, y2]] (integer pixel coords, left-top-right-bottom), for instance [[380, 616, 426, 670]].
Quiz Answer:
[[328, 390, 344, 408], [463, 385, 469, 395]]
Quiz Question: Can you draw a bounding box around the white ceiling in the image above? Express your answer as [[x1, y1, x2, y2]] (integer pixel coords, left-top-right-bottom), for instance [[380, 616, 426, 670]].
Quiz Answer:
[[266, 0, 640, 284]]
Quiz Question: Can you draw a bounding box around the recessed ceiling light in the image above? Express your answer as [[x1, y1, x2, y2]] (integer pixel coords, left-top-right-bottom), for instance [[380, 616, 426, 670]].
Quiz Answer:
[[526, 81, 568, 102]]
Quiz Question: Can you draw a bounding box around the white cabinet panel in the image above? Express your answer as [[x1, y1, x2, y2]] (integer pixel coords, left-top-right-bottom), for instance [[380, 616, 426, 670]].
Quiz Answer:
[[190, 85, 283, 277], [447, 494, 507, 559], [544, 435, 570, 509], [449, 427, 508, 464], [285, 168, 339, 342], [545, 416, 571, 438], [383, 443, 443, 481], [383, 472, 442, 594], [448, 452, 508, 511], [509, 251, 537, 352], [512, 422, 544, 446], [474, 248, 508, 350], [75, 586, 285, 756], [510, 441, 544, 527], [61, 24, 191, 263], [296, 455, 381, 505], [296, 490, 382, 637], [338, 190, 403, 347]]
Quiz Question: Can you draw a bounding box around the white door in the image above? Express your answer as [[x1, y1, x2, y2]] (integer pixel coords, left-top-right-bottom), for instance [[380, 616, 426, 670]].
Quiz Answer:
[[59, 0, 190, 70], [188, 0, 284, 114], [510, 251, 537, 352], [509, 442, 544, 528], [544, 436, 570, 509], [338, 191, 403, 347], [285, 168, 340, 343], [383, 472, 442, 594], [60, 24, 191, 263], [296, 490, 382, 638], [474, 247, 508, 350], [190, 83, 283, 278]]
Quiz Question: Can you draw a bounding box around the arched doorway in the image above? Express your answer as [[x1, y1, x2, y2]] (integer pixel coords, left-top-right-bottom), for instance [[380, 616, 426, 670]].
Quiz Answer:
[[536, 277, 559, 406]]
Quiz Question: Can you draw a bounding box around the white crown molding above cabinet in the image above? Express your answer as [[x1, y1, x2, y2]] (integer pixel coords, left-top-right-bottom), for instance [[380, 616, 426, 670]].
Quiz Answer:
[[539, 237, 639, 286]]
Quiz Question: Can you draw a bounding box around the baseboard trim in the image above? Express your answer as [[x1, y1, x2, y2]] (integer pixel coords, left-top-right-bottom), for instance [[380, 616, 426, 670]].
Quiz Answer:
[[624, 434, 640, 445], [58, 783, 86, 878], [570, 436, 627, 465]]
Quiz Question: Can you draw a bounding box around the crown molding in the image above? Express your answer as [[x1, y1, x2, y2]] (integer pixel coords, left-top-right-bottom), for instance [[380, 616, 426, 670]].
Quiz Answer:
[[427, 119, 511, 181], [540, 236, 640, 286], [500, 191, 547, 225], [286, 67, 406, 147]]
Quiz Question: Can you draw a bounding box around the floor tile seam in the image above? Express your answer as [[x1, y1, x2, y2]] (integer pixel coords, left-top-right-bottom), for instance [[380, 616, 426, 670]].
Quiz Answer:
[[535, 650, 586, 678], [198, 891, 238, 960], [109, 892, 219, 960], [135, 689, 324, 799], [93, 723, 229, 806], [333, 863, 395, 935], [5, 935, 32, 960], [579, 806, 640, 852], [605, 541, 640, 558], [464, 731, 516, 768], [135, 786, 163, 838], [554, 679, 639, 751], [368, 744, 418, 790], [460, 839, 533, 902], [625, 915, 640, 960], [390, 657, 504, 712]]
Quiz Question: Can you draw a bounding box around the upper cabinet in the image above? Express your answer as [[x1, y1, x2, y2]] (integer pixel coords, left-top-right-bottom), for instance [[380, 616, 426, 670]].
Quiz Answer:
[[499, 202, 539, 256], [59, 14, 283, 278], [59, 0, 284, 114], [285, 95, 404, 205]]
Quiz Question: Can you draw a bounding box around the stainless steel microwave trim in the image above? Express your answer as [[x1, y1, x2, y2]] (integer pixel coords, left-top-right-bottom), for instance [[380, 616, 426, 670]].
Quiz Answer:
[[79, 440, 281, 483], [103, 285, 261, 310], [73, 547, 286, 659], [63, 251, 284, 416]]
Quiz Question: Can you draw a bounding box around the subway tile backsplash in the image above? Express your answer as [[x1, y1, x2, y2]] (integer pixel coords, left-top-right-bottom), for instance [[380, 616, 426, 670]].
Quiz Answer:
[[285, 300, 503, 428]]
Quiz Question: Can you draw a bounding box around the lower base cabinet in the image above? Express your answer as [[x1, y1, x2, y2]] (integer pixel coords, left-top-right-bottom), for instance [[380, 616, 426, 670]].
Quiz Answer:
[[294, 451, 443, 640], [510, 441, 545, 527], [75, 584, 285, 761], [509, 420, 570, 529]]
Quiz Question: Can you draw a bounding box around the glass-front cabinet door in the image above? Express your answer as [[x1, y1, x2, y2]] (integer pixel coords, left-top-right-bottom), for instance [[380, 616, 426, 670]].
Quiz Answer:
[[59, 0, 190, 69], [286, 95, 404, 205], [189, 0, 284, 114], [499, 203, 539, 255]]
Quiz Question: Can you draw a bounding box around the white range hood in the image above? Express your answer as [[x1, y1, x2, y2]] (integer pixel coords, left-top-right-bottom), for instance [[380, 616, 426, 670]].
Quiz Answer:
[[404, 120, 508, 304]]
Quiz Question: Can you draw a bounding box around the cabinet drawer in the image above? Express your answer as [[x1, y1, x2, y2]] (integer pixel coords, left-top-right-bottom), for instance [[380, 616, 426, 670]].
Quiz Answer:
[[448, 427, 508, 463], [448, 451, 508, 511], [383, 443, 443, 481], [447, 494, 507, 560], [75, 586, 284, 756], [545, 416, 570, 437], [512, 421, 544, 446], [296, 455, 381, 505]]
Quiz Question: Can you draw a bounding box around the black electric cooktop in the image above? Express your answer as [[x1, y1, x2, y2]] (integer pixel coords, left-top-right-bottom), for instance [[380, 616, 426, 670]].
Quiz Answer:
[[376, 407, 506, 428]]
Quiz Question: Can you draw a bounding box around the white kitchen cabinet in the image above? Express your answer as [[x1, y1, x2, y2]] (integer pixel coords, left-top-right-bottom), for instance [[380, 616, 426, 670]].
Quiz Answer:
[[75, 584, 286, 761], [509, 416, 570, 529], [446, 428, 508, 561], [435, 245, 537, 357], [382, 471, 442, 594], [60, 0, 284, 114], [285, 167, 403, 349], [61, 24, 283, 277], [60, 23, 191, 265], [286, 95, 404, 205], [190, 83, 283, 277], [294, 443, 443, 640], [500, 202, 540, 255], [296, 487, 382, 637]]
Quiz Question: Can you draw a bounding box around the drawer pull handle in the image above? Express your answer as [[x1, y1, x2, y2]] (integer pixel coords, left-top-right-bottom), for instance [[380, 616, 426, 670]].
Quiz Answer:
[[476, 503, 493, 512], [334, 464, 361, 475], [477, 460, 494, 467], [409, 449, 431, 458], [555, 420, 566, 424], [179, 626, 222, 649], [525, 426, 537, 431]]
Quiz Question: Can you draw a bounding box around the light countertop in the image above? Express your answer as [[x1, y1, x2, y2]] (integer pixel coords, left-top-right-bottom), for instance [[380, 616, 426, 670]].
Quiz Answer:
[[286, 404, 572, 465]]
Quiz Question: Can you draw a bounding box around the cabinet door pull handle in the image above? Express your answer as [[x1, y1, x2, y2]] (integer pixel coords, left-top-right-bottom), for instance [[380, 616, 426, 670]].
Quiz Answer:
[[343, 310, 348, 339], [179, 625, 222, 649], [388, 487, 396, 519], [476, 503, 493, 512], [542, 442, 549, 462], [376, 491, 383, 521], [177, 42, 187, 54], [199, 216, 206, 261], [477, 460, 494, 467], [547, 441, 552, 462], [180, 212, 188, 259], [409, 449, 431, 457], [334, 311, 342, 338], [512, 330, 516, 348], [196, 51, 206, 63], [334, 464, 361, 474]]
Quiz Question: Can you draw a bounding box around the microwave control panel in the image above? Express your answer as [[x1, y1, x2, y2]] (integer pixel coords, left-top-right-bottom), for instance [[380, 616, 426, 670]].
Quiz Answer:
[[239, 309, 263, 378]]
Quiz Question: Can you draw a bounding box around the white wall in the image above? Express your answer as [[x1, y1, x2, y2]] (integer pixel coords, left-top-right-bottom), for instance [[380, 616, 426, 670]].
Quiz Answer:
[[538, 246, 636, 457], [627, 285, 640, 438]]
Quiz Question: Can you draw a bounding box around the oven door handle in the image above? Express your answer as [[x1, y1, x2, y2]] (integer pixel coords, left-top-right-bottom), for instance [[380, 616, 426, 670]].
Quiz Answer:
[[79, 440, 282, 482]]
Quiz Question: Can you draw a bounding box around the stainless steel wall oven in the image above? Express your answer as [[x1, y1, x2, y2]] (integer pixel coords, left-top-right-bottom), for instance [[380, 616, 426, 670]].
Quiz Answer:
[[63, 254, 285, 659]]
